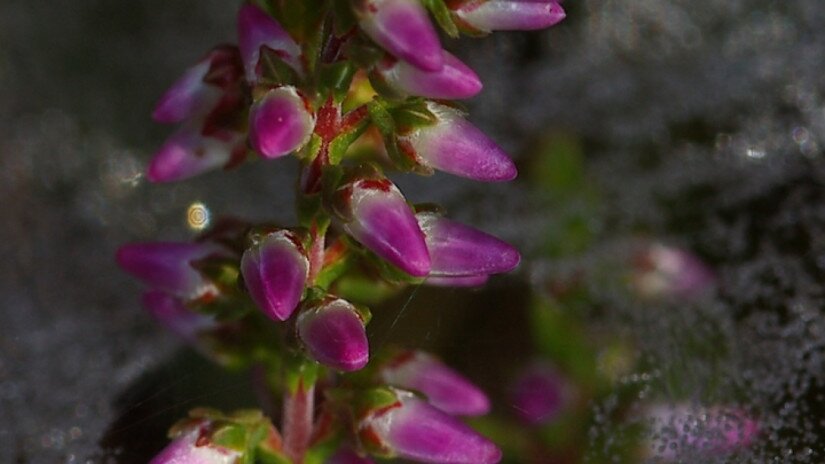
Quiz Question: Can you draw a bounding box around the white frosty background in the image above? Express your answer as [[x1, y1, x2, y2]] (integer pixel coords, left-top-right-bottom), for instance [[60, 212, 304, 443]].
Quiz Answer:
[[2, 0, 825, 462]]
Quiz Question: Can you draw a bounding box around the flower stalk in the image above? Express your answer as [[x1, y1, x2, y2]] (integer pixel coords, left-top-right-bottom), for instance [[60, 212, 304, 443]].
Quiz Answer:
[[119, 1, 567, 462]]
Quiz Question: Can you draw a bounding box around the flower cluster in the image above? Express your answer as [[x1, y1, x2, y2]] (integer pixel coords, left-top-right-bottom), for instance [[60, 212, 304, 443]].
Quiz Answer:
[[119, 1, 565, 462]]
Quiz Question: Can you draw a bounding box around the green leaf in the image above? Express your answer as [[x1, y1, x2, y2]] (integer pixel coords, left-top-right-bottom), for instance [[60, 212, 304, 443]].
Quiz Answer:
[[422, 0, 459, 38], [329, 119, 369, 165], [319, 61, 357, 102]]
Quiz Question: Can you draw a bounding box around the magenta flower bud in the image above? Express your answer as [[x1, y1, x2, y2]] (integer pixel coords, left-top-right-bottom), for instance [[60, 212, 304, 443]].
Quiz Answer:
[[358, 389, 501, 463], [417, 212, 520, 277], [147, 125, 245, 183], [116, 242, 224, 299], [425, 274, 490, 287], [248, 87, 315, 159], [237, 3, 302, 84], [297, 298, 369, 371], [141, 290, 217, 344], [509, 363, 568, 425], [327, 447, 375, 464], [152, 59, 222, 124], [379, 351, 490, 416], [454, 0, 566, 33], [632, 243, 716, 299], [150, 422, 241, 464], [374, 52, 482, 99], [400, 103, 517, 182], [646, 404, 759, 460], [355, 0, 444, 71], [240, 230, 309, 322], [339, 178, 431, 277]]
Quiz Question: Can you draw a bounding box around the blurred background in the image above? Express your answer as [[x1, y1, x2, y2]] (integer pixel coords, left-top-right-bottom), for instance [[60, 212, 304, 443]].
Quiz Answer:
[[3, 0, 825, 462]]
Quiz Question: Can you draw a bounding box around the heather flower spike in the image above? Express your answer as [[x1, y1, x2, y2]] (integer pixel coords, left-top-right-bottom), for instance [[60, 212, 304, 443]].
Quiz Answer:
[[116, 242, 224, 299], [237, 3, 302, 84], [400, 102, 517, 182], [147, 125, 246, 183], [373, 52, 482, 100], [142, 290, 217, 344], [296, 297, 369, 371], [150, 421, 242, 464], [355, 0, 444, 71], [452, 0, 566, 34], [248, 86, 315, 159], [130, 0, 559, 460], [379, 350, 490, 416], [338, 178, 431, 277], [358, 389, 501, 463], [240, 230, 309, 322], [417, 211, 520, 277]]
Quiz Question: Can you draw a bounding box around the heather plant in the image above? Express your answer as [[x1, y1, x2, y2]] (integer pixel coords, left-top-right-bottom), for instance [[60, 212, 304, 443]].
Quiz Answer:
[[116, 1, 565, 462]]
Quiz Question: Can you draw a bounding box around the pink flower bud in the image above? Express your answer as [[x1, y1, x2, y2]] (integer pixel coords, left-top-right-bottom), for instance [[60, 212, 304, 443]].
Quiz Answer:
[[417, 212, 520, 277], [453, 0, 566, 33], [152, 59, 222, 125], [241, 230, 309, 322], [509, 363, 568, 425], [358, 389, 501, 463], [374, 52, 482, 99], [400, 103, 517, 182], [632, 243, 716, 299], [297, 298, 369, 371], [237, 4, 302, 84], [147, 125, 246, 183], [646, 404, 759, 460], [152, 46, 244, 124], [150, 421, 241, 464], [338, 178, 431, 277], [141, 290, 217, 344], [379, 351, 490, 416], [355, 0, 444, 71], [116, 242, 224, 299], [248, 86, 315, 159]]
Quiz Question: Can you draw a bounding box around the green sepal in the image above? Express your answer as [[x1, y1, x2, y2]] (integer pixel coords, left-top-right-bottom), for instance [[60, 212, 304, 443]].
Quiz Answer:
[[389, 100, 438, 132], [421, 0, 459, 38], [366, 98, 396, 136], [258, 47, 300, 87], [284, 353, 320, 395], [354, 386, 402, 418], [319, 61, 357, 103], [212, 423, 248, 451], [192, 257, 241, 294]]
